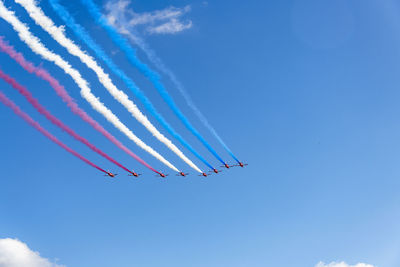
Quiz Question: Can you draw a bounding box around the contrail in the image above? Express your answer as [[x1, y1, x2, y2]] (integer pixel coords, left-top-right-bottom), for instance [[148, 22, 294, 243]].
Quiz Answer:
[[0, 68, 133, 174], [0, 36, 161, 175], [16, 0, 202, 173], [0, 90, 108, 175], [0, 1, 179, 173], [110, 19, 240, 163], [48, 0, 214, 171], [80, 0, 227, 165]]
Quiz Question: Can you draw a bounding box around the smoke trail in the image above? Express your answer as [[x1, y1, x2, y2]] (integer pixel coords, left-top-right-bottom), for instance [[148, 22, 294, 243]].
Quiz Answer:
[[48, 0, 214, 171], [0, 68, 133, 174], [0, 1, 179, 173], [110, 19, 240, 163], [16, 0, 202, 173], [0, 36, 160, 175], [80, 0, 226, 165], [0, 90, 108, 174], [138, 40, 240, 163]]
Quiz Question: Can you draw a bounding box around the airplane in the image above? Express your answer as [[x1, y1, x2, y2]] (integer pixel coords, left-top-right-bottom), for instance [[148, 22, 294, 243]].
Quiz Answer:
[[157, 173, 169, 178], [221, 163, 231, 169], [199, 172, 209, 177], [104, 171, 117, 178], [210, 168, 222, 174], [176, 172, 189, 177], [128, 170, 141, 177], [234, 162, 248, 168]]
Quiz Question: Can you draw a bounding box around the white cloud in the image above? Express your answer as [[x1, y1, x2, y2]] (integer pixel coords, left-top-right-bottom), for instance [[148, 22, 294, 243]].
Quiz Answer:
[[316, 261, 375, 267], [105, 0, 192, 35], [0, 238, 64, 267], [148, 18, 192, 34]]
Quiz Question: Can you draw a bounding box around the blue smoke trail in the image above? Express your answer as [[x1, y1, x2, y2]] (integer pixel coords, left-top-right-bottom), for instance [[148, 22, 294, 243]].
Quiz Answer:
[[79, 0, 226, 165], [130, 34, 240, 164], [103, 1, 240, 164], [49, 0, 214, 170]]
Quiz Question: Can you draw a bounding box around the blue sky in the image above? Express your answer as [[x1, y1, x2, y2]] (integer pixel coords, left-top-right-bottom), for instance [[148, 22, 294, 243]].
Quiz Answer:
[[0, 0, 400, 266]]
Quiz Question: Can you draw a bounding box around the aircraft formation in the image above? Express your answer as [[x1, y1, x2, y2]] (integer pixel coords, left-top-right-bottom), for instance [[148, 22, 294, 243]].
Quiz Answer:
[[0, 0, 247, 179]]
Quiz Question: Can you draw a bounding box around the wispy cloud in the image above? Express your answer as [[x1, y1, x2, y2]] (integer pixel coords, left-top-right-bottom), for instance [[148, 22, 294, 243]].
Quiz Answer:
[[316, 261, 375, 267], [148, 18, 192, 34], [105, 0, 192, 34], [0, 238, 64, 267]]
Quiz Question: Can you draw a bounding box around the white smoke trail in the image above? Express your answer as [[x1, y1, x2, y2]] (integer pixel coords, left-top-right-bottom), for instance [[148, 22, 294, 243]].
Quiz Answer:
[[15, 0, 202, 173], [0, 0, 179, 172]]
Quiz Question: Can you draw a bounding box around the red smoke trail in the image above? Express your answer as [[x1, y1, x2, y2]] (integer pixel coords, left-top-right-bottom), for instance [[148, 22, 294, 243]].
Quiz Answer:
[[0, 68, 132, 174], [0, 36, 160, 175], [0, 90, 108, 174]]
